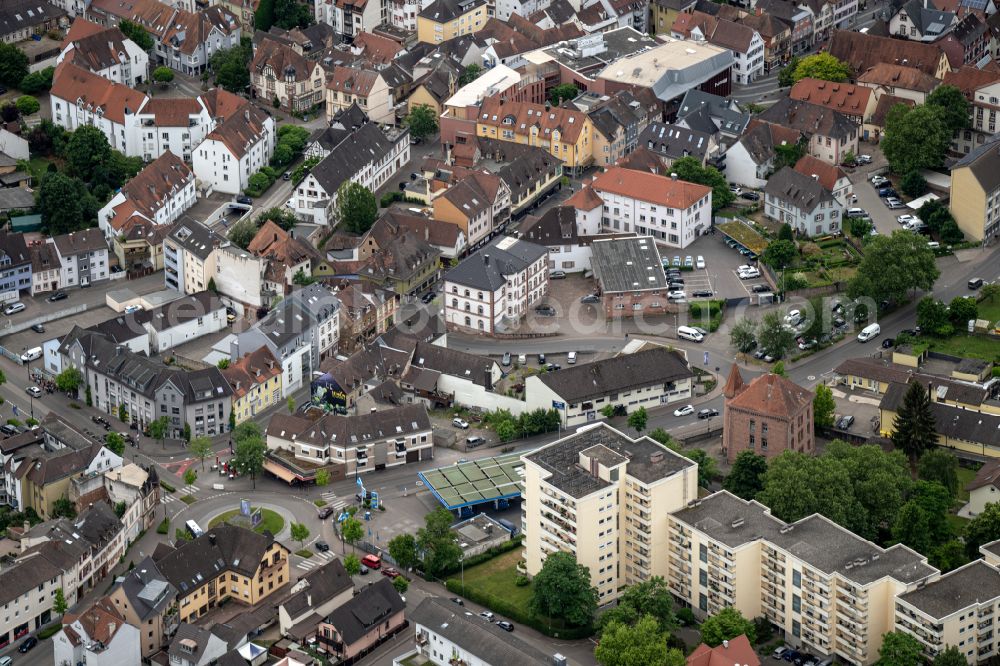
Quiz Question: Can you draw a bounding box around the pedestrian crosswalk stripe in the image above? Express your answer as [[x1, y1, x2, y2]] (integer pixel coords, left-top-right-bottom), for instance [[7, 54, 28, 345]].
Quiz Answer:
[[317, 551, 333, 560], [160, 496, 176, 504], [180, 485, 199, 495], [296, 560, 318, 570]]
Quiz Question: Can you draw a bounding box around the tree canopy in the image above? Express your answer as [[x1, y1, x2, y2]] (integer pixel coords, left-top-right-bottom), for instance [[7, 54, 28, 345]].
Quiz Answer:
[[274, 0, 313, 29], [118, 19, 155, 51], [926, 84, 971, 133], [336, 181, 378, 233], [458, 64, 483, 86], [876, 631, 924, 666], [406, 104, 439, 141], [723, 451, 768, 500], [232, 432, 266, 488], [792, 53, 851, 83], [417, 508, 462, 577], [549, 84, 579, 106], [813, 384, 836, 428], [595, 615, 684, 666], [210, 37, 253, 93], [670, 157, 734, 211], [847, 231, 939, 304], [530, 552, 598, 627], [762, 239, 797, 269], [729, 317, 758, 356], [598, 576, 676, 634], [0, 43, 29, 88], [892, 380, 937, 474], [152, 66, 175, 83], [965, 501, 1000, 559], [757, 311, 795, 360], [699, 607, 756, 647], [918, 449, 959, 498], [882, 103, 951, 174], [387, 533, 420, 570], [37, 172, 99, 235]]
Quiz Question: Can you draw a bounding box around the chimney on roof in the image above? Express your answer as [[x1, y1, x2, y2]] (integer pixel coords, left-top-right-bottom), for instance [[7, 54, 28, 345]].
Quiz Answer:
[[811, 174, 818, 180], [670, 172, 678, 180], [723, 639, 729, 648], [245, 109, 250, 122], [208, 533, 216, 544]]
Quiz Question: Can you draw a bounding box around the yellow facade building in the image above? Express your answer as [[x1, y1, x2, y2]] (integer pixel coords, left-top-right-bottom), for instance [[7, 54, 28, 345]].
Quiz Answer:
[[949, 134, 1000, 243], [221, 346, 284, 426], [521, 423, 698, 603], [476, 99, 595, 174], [416, 0, 488, 44]]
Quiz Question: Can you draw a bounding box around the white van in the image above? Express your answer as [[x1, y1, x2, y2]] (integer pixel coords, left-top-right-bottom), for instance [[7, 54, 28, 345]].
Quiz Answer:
[[677, 326, 704, 342], [20, 347, 42, 362], [567, 351, 577, 364], [857, 323, 881, 342]]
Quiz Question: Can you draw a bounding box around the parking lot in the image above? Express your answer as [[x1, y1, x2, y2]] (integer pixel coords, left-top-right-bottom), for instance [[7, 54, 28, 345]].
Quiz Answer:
[[682, 233, 773, 300]]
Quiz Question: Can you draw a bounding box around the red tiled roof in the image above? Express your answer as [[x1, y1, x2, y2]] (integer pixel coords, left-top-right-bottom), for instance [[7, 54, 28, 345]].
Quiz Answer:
[[590, 166, 712, 210], [221, 345, 281, 399], [943, 64, 1000, 97], [108, 151, 192, 231], [478, 98, 590, 145], [61, 17, 107, 47], [352, 31, 404, 66], [856, 62, 939, 92], [141, 97, 202, 126], [205, 105, 271, 159], [727, 372, 813, 418], [827, 29, 946, 77], [51, 60, 149, 124], [793, 154, 846, 192], [564, 185, 604, 211], [687, 635, 760, 666], [790, 77, 873, 117], [327, 66, 380, 97]]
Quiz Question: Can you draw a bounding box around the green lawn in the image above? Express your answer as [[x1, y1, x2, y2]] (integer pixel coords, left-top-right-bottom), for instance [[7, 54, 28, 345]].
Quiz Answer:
[[926, 334, 1000, 364], [180, 495, 197, 505], [948, 513, 970, 538], [451, 548, 533, 608], [295, 549, 314, 558], [957, 466, 978, 502], [978, 298, 1000, 324], [209, 507, 285, 535]]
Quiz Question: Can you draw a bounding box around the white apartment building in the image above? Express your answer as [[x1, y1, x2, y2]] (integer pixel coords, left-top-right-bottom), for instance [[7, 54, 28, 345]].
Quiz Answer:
[[57, 23, 150, 87], [586, 166, 713, 250], [192, 107, 276, 196], [54, 600, 140, 666], [764, 166, 844, 236], [98, 150, 196, 240], [163, 220, 222, 294], [521, 423, 699, 603], [667, 491, 937, 665], [49, 229, 110, 289], [442, 236, 548, 335], [389, 0, 421, 31], [314, 0, 383, 41], [213, 244, 268, 309]]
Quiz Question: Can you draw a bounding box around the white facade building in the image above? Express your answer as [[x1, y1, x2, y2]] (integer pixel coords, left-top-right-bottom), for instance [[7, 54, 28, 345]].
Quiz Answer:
[[192, 107, 276, 196], [97, 151, 196, 240], [49, 229, 110, 288], [57, 24, 150, 87]]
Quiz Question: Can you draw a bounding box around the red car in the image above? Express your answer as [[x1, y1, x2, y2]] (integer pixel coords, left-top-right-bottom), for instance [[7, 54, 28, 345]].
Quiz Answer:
[[381, 567, 402, 579]]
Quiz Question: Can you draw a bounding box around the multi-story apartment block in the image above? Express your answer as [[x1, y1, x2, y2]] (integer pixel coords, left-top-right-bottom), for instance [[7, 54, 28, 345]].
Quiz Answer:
[[103, 463, 159, 543], [443, 236, 548, 335], [315, 0, 383, 41], [763, 166, 844, 236], [416, 0, 488, 44], [476, 99, 594, 175], [326, 66, 395, 126], [758, 99, 859, 166], [287, 283, 342, 364], [234, 298, 316, 396], [576, 166, 713, 250], [54, 597, 140, 666], [49, 229, 110, 289], [667, 491, 937, 665], [30, 243, 61, 296], [251, 37, 327, 113], [222, 345, 283, 426], [949, 132, 1000, 243], [722, 366, 815, 464], [164, 219, 223, 294], [0, 230, 33, 297], [895, 557, 1000, 663], [192, 106, 276, 196], [59, 327, 232, 437], [58, 19, 149, 87], [432, 171, 512, 248], [265, 404, 433, 482], [153, 524, 290, 623], [335, 282, 399, 353], [106, 556, 178, 658], [98, 150, 196, 241], [522, 423, 699, 602]]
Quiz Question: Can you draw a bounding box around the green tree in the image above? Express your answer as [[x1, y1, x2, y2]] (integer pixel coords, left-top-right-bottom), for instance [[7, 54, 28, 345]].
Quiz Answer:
[[290, 522, 310, 549], [315, 469, 330, 486], [981, 282, 1000, 304], [699, 607, 755, 647], [882, 104, 951, 174], [772, 361, 788, 378], [234, 420, 263, 444], [848, 216, 874, 239], [847, 231, 939, 304], [228, 217, 260, 249], [598, 576, 676, 633], [183, 468, 197, 485], [918, 449, 960, 498], [0, 43, 29, 88], [255, 0, 275, 30], [931, 539, 968, 572], [933, 646, 970, 666], [335, 181, 378, 233], [724, 451, 769, 500], [152, 66, 175, 84], [66, 125, 113, 183], [729, 317, 758, 356], [757, 449, 861, 531], [758, 311, 795, 359], [37, 173, 97, 234], [762, 239, 797, 269], [900, 170, 927, 198], [684, 448, 717, 488], [918, 198, 954, 235], [209, 37, 253, 93], [777, 55, 801, 87], [628, 406, 648, 433], [948, 295, 977, 329], [530, 551, 598, 627], [104, 432, 125, 456], [917, 297, 952, 337], [118, 19, 154, 50], [274, 0, 312, 27], [232, 434, 265, 488], [892, 499, 930, 553], [911, 480, 952, 547], [343, 553, 361, 575], [826, 441, 913, 541], [149, 415, 170, 449], [876, 631, 924, 666], [965, 501, 1000, 558], [19, 66, 54, 94], [118, 404, 128, 423], [813, 384, 835, 428], [549, 84, 580, 106], [387, 533, 420, 570], [791, 53, 851, 83], [188, 436, 213, 471], [670, 156, 734, 211], [114, 501, 128, 518], [496, 419, 517, 442], [406, 104, 439, 141], [648, 428, 678, 450], [417, 507, 462, 577], [773, 139, 807, 171], [778, 223, 794, 241], [892, 380, 937, 475], [392, 575, 409, 594], [54, 588, 67, 615], [14, 96, 39, 116], [287, 396, 296, 414], [55, 367, 83, 393], [926, 84, 971, 133], [341, 516, 364, 552], [458, 63, 483, 86], [53, 497, 77, 519], [595, 615, 671, 666]]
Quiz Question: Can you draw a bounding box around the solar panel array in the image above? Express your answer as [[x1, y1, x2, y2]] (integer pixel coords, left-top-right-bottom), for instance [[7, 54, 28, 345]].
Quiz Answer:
[[420, 453, 525, 509]]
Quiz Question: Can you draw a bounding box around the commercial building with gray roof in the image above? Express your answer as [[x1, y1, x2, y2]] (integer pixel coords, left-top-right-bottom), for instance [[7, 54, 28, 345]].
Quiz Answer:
[[590, 235, 667, 294]]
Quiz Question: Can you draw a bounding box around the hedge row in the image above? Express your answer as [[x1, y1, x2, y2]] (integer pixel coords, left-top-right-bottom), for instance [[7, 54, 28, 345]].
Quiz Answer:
[[444, 578, 593, 639], [439, 535, 524, 576]]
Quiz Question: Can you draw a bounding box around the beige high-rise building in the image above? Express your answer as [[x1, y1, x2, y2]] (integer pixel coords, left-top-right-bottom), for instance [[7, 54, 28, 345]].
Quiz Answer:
[[667, 491, 937, 665], [521, 423, 698, 603]]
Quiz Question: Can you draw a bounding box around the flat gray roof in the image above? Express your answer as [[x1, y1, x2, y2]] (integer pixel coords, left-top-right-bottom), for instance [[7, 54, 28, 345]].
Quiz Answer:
[[898, 560, 1000, 620], [590, 236, 667, 293]]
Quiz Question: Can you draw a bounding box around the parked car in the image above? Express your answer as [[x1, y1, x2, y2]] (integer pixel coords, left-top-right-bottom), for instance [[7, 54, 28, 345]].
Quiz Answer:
[[668, 290, 686, 300], [421, 292, 436, 304], [696, 255, 705, 269], [752, 284, 771, 293], [783, 649, 801, 663], [497, 621, 514, 632], [897, 214, 917, 225], [837, 415, 856, 429], [47, 291, 68, 302], [315, 540, 329, 552], [359, 565, 369, 575], [691, 290, 714, 298], [382, 567, 402, 578], [899, 328, 921, 337], [877, 186, 897, 198], [30, 323, 45, 333], [885, 197, 904, 209], [549, 270, 567, 279], [684, 255, 694, 267], [537, 353, 546, 364], [729, 184, 742, 195], [18, 636, 37, 653], [501, 352, 512, 366], [318, 507, 334, 519], [3, 302, 24, 315], [534, 305, 556, 316], [517, 354, 526, 365], [870, 175, 888, 188], [697, 408, 719, 419], [545, 363, 561, 371], [797, 338, 817, 350], [450, 597, 464, 606], [452, 418, 470, 429], [479, 611, 495, 621], [466, 436, 485, 447], [881, 338, 895, 348], [773, 646, 790, 659], [673, 404, 694, 417], [857, 154, 873, 164], [236, 195, 253, 205], [741, 191, 760, 201], [580, 294, 600, 304]]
